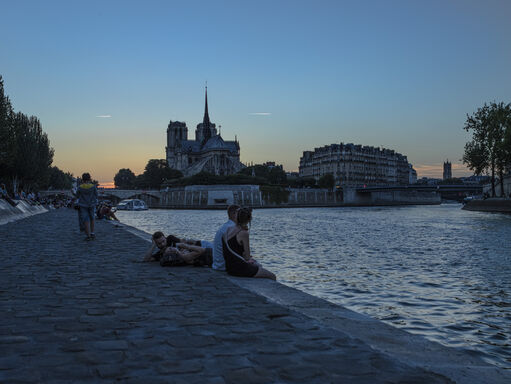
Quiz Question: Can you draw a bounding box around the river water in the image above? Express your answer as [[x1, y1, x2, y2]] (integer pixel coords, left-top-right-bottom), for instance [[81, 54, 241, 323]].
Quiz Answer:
[[116, 204, 511, 369]]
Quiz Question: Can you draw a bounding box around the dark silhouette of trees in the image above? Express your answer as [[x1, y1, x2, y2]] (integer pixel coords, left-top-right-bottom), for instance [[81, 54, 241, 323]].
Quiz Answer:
[[0, 75, 56, 192], [134, 159, 183, 189], [45, 166, 73, 189], [0, 76, 15, 183], [288, 177, 317, 188], [170, 171, 266, 186], [318, 173, 335, 190], [239, 164, 287, 185], [114, 168, 136, 189], [463, 102, 511, 197]]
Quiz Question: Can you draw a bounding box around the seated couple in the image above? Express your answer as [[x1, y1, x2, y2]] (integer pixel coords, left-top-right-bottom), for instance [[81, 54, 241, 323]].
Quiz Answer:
[[219, 206, 276, 280], [143, 232, 213, 267], [143, 205, 276, 280]]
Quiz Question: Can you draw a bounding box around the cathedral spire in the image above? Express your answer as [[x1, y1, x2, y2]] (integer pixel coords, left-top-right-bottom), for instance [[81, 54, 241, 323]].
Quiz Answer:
[[203, 85, 211, 128], [201, 85, 212, 143]]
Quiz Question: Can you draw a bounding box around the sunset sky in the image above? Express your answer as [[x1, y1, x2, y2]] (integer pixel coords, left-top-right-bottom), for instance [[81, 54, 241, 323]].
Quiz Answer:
[[1, 0, 510, 185]]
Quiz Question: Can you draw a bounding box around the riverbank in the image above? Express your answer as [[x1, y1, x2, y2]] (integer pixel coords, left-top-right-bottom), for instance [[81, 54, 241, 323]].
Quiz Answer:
[[1, 210, 509, 383], [0, 198, 47, 225], [462, 198, 511, 213]]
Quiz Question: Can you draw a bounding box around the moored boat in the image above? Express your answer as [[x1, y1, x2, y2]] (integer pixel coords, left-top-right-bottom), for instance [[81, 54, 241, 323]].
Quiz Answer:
[[116, 199, 148, 211]]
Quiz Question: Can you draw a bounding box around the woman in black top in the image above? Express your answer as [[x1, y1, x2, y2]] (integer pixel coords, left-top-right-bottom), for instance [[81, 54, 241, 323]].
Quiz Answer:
[[222, 207, 276, 280]]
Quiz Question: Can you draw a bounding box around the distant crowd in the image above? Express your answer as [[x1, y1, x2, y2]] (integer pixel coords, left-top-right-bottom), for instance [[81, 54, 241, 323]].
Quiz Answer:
[[0, 183, 72, 208]]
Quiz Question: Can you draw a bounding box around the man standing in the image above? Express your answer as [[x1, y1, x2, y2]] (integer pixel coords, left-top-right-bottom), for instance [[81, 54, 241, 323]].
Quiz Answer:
[[76, 172, 98, 241], [212, 204, 240, 271]]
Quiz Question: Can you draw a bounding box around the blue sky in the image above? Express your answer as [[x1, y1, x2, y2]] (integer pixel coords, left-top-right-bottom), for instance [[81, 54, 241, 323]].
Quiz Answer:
[[1, 0, 510, 184]]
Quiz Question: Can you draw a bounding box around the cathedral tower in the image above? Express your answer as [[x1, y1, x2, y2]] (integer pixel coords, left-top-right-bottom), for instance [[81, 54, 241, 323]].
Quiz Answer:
[[443, 160, 452, 180], [166, 120, 187, 169]]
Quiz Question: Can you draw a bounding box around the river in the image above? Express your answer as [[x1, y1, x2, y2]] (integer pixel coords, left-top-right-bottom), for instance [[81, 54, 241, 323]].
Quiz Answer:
[[116, 204, 511, 369]]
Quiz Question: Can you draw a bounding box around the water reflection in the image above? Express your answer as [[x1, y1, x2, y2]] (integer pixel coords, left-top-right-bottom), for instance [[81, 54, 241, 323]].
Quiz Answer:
[[117, 204, 511, 368]]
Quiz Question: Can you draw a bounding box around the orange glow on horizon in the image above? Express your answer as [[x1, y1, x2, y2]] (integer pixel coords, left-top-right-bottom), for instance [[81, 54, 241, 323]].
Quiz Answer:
[[99, 181, 116, 189]]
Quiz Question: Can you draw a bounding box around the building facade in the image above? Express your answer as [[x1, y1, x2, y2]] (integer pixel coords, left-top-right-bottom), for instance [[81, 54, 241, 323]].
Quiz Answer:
[[299, 143, 413, 187], [443, 160, 452, 180], [166, 88, 244, 177]]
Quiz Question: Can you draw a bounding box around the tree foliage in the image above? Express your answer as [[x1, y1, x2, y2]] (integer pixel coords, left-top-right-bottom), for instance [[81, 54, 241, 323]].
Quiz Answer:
[[463, 102, 511, 197], [288, 177, 317, 188], [133, 159, 183, 189], [260, 185, 290, 204], [114, 168, 136, 189], [45, 166, 73, 189], [169, 171, 267, 187], [318, 173, 335, 190], [0, 75, 15, 179], [0, 75, 57, 192], [239, 164, 287, 185]]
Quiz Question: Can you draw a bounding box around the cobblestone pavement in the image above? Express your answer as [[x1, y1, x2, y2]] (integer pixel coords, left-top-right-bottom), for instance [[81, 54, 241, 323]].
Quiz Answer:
[[0, 209, 454, 383]]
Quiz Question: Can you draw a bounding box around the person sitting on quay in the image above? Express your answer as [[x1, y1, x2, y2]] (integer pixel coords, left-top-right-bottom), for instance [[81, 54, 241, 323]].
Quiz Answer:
[[212, 204, 240, 271], [0, 183, 18, 207], [96, 201, 119, 221], [143, 231, 212, 267], [75, 172, 98, 241], [222, 207, 276, 280]]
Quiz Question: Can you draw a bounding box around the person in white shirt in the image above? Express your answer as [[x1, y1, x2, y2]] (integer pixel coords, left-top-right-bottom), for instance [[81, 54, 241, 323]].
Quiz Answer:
[[212, 205, 240, 270]]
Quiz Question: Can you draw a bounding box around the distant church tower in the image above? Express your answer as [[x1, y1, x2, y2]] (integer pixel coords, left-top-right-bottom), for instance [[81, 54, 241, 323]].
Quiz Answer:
[[443, 160, 452, 180]]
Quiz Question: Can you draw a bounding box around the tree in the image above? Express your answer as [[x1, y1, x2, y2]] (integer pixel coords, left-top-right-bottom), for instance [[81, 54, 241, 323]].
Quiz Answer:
[[288, 177, 317, 188], [239, 164, 287, 185], [137, 159, 183, 189], [463, 102, 511, 197], [318, 173, 335, 190], [0, 75, 15, 185], [114, 168, 136, 189], [504, 121, 511, 173], [10, 113, 54, 191], [0, 75, 55, 192], [494, 104, 511, 195], [45, 166, 73, 189]]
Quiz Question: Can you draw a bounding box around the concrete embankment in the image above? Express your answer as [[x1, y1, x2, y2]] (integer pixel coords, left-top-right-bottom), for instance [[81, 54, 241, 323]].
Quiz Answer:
[[1, 209, 509, 383], [0, 199, 47, 225], [462, 198, 511, 213]]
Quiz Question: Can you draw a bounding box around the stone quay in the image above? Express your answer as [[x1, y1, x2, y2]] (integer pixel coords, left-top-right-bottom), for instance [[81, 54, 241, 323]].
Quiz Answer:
[[1, 209, 509, 383]]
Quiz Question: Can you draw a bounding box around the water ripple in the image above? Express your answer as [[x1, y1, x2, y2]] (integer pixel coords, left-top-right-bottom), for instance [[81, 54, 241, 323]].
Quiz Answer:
[[118, 204, 511, 369]]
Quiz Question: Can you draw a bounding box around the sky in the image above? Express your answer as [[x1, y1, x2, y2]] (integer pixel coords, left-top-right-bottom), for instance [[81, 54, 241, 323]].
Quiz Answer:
[[1, 0, 510, 186]]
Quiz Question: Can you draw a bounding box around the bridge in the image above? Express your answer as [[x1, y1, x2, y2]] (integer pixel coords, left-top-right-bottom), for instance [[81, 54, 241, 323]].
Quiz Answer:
[[39, 189, 162, 205]]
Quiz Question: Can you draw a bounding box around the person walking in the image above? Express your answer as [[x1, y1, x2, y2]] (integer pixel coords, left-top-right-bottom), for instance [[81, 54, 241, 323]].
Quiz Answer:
[[76, 173, 98, 241]]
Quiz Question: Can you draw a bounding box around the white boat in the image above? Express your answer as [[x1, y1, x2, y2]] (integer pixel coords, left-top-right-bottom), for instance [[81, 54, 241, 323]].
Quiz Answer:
[[116, 199, 148, 211]]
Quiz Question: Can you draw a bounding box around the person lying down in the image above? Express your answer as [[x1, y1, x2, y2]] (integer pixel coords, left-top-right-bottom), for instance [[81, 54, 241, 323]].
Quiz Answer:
[[143, 231, 212, 267]]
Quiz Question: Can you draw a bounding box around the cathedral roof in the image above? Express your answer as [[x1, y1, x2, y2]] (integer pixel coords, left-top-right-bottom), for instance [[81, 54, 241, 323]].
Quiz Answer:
[[179, 135, 238, 154], [202, 135, 238, 153], [180, 140, 201, 153]]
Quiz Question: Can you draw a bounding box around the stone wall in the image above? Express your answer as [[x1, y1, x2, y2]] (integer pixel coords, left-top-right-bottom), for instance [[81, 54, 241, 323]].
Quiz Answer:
[[342, 188, 440, 206], [462, 198, 511, 213], [153, 185, 440, 208], [370, 190, 441, 205], [483, 175, 511, 197], [0, 199, 47, 225]]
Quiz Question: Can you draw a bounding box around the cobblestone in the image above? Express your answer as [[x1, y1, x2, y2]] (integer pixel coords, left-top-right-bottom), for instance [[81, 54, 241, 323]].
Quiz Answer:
[[0, 209, 457, 382]]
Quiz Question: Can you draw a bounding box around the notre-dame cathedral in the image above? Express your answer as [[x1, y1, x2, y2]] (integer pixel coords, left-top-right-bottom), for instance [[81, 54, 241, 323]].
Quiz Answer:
[[165, 88, 245, 177]]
